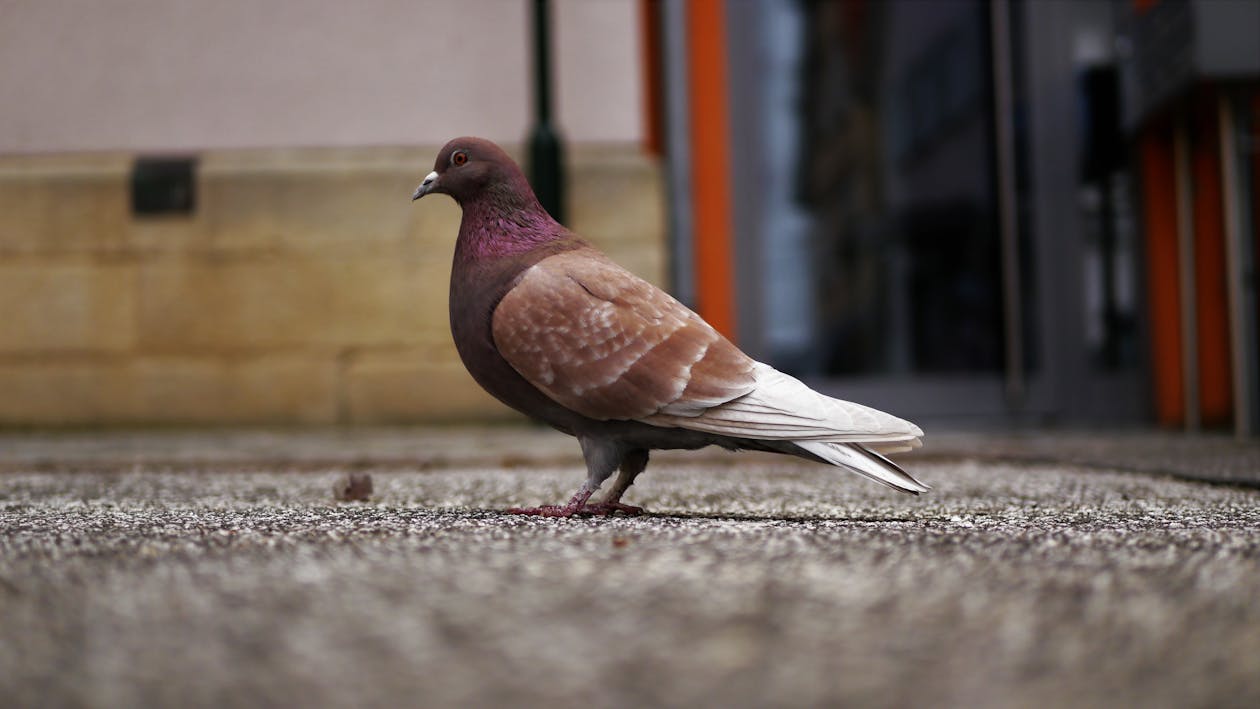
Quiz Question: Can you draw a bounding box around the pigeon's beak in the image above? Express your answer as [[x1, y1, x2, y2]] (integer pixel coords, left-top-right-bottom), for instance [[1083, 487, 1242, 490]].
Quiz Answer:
[[411, 171, 439, 201]]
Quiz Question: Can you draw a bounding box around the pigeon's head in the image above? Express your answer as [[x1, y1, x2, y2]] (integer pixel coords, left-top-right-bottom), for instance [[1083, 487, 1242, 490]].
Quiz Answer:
[[411, 137, 535, 207]]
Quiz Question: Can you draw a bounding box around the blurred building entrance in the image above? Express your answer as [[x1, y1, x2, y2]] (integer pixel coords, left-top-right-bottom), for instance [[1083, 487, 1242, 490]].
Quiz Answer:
[[716, 0, 1148, 426]]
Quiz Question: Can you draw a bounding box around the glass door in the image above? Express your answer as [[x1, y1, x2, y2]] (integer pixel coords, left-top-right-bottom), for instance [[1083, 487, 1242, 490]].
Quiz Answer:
[[725, 0, 1146, 424]]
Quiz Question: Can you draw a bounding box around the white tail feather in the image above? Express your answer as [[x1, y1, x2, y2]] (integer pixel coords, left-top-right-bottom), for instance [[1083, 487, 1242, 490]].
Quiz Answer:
[[649, 362, 923, 447], [795, 441, 930, 494], [644, 361, 929, 493]]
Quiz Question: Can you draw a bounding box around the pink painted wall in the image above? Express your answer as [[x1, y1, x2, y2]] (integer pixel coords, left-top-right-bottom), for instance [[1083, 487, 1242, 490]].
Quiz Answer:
[[0, 0, 642, 153]]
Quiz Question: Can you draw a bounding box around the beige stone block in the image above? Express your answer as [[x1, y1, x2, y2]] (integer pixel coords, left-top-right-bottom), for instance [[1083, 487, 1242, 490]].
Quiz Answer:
[[129, 356, 337, 424], [200, 145, 429, 175], [124, 358, 228, 423], [202, 168, 421, 254], [196, 146, 465, 257], [0, 152, 133, 176], [568, 150, 665, 252], [0, 180, 54, 252], [0, 355, 338, 425], [138, 255, 449, 353], [126, 210, 208, 255], [601, 244, 667, 287], [229, 355, 337, 423], [344, 348, 521, 424], [0, 152, 209, 257], [0, 263, 136, 353], [0, 362, 131, 425], [48, 175, 130, 253], [406, 194, 463, 255], [0, 174, 129, 255]]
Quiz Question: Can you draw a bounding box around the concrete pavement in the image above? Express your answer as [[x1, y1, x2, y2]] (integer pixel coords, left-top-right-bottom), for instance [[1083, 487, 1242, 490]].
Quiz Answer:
[[2, 427, 1258, 708]]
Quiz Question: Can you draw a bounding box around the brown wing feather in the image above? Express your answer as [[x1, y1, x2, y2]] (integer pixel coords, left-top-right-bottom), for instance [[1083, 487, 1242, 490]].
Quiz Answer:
[[492, 250, 756, 422]]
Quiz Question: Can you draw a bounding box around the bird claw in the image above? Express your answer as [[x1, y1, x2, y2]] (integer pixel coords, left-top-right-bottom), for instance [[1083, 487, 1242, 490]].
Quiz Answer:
[[506, 501, 646, 518], [581, 501, 645, 517], [506, 504, 583, 517]]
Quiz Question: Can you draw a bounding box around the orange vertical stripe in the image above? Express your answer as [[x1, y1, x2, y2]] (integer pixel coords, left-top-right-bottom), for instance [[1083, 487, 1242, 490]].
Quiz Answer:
[[1253, 91, 1260, 334], [1139, 121, 1184, 426], [685, 0, 736, 339], [639, 0, 663, 156], [1192, 91, 1233, 426]]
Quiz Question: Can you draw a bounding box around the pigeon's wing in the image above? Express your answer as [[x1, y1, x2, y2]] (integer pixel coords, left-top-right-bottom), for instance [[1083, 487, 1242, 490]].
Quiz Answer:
[[492, 249, 757, 421], [493, 249, 923, 453]]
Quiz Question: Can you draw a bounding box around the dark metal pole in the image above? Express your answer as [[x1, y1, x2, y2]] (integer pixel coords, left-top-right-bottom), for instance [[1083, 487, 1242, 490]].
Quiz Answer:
[[1099, 172, 1120, 369], [529, 0, 565, 224], [990, 0, 1024, 405]]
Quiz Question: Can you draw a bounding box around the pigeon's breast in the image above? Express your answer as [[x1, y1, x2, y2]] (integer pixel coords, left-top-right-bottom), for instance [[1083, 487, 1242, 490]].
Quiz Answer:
[[448, 246, 585, 432]]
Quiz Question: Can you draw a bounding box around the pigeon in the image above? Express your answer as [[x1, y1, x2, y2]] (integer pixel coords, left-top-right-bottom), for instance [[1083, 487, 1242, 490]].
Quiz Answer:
[[412, 137, 926, 516]]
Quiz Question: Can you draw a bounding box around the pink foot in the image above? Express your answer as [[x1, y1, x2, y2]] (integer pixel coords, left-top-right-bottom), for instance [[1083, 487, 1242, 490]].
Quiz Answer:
[[507, 487, 596, 518], [506, 503, 586, 517], [505, 502, 645, 517], [506, 487, 647, 517], [580, 501, 645, 516]]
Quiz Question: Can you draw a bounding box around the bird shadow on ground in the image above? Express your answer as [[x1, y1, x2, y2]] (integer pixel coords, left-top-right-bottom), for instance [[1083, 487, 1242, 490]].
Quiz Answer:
[[462, 508, 919, 525], [662, 511, 921, 524]]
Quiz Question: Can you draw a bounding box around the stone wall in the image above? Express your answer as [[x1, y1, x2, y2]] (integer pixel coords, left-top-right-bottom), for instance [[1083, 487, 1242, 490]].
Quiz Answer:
[[0, 146, 665, 426]]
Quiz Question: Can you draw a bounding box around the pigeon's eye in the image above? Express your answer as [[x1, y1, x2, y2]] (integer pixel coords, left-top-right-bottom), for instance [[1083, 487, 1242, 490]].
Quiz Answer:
[[451, 151, 468, 167]]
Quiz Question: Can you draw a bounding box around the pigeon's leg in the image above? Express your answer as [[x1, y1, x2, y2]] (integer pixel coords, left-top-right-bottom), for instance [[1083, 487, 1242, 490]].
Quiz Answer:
[[506, 437, 621, 517], [504, 481, 598, 517], [583, 449, 649, 516]]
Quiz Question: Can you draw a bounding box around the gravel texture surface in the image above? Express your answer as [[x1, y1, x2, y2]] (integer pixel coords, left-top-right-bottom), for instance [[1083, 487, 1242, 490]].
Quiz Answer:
[[2, 432, 1259, 709]]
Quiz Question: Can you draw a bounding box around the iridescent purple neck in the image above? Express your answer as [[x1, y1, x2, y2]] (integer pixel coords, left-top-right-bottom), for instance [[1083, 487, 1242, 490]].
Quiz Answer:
[[454, 190, 565, 262]]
